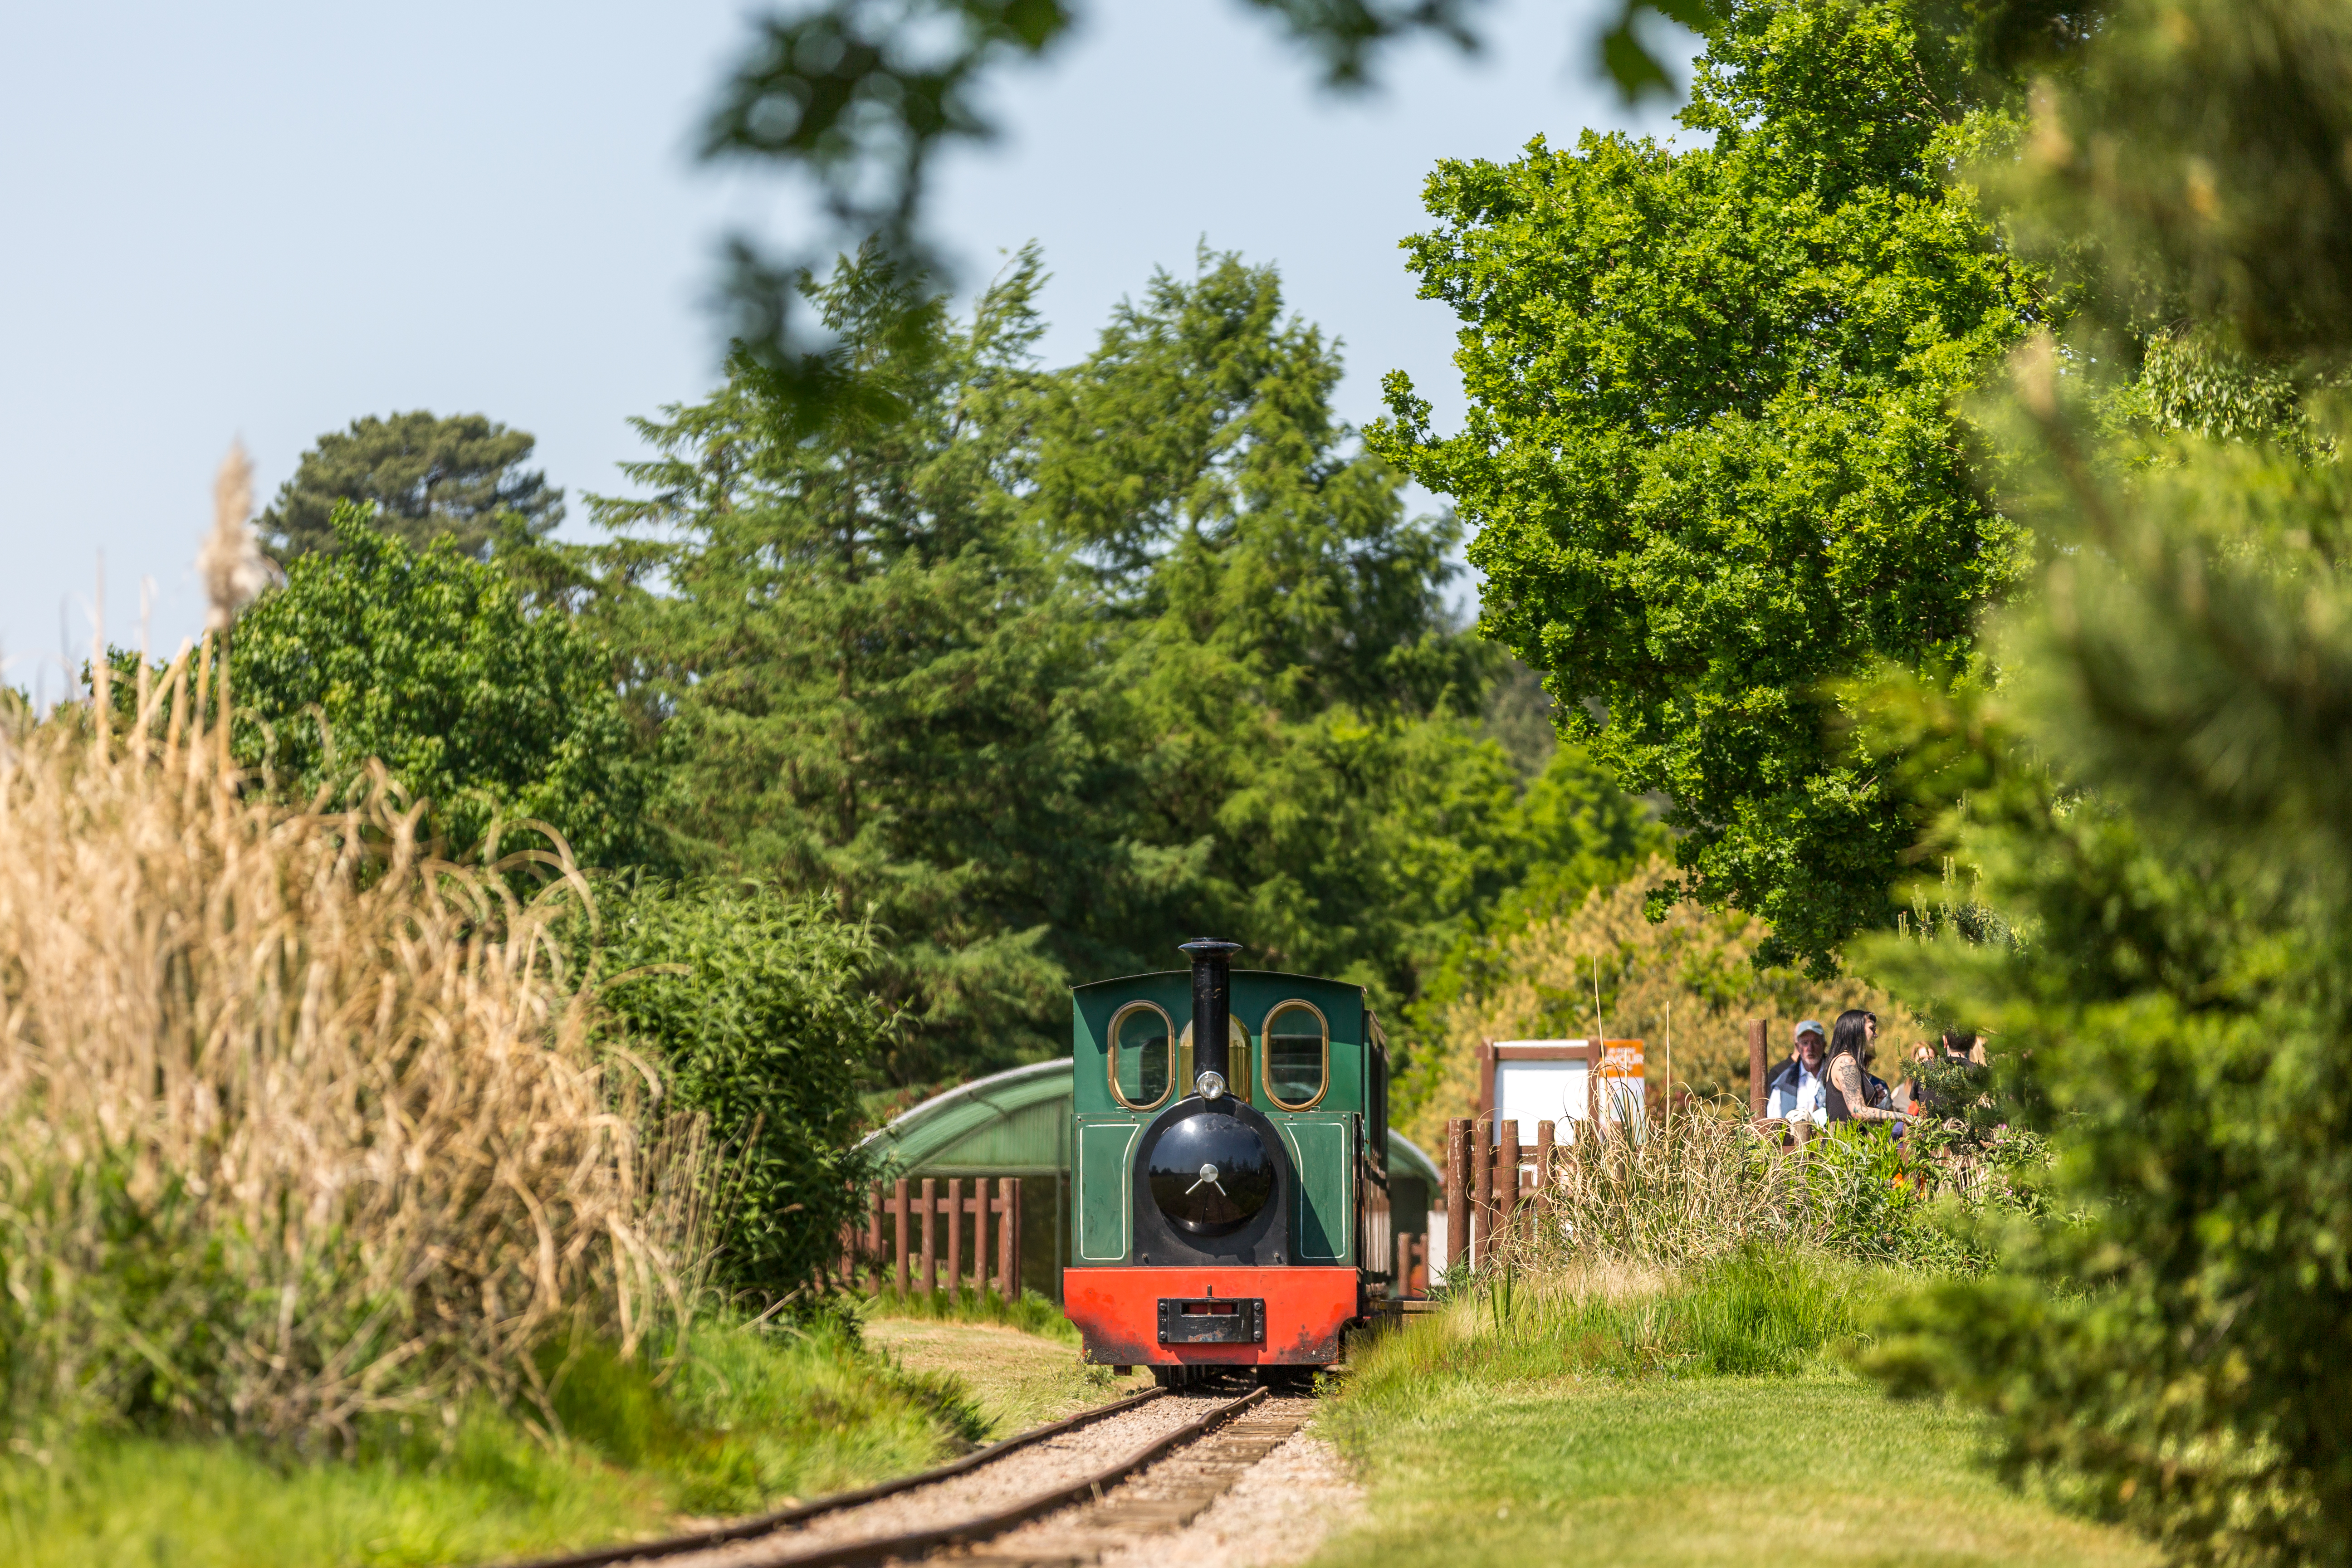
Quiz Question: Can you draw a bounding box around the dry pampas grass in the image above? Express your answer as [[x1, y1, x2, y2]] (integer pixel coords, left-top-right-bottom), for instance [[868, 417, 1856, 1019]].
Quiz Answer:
[[0, 639, 706, 1441], [196, 440, 276, 631]]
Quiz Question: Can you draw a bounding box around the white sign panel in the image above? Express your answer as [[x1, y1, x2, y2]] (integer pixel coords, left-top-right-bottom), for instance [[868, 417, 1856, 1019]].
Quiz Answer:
[[1492, 1047, 1590, 1140], [1490, 1038, 1645, 1140]]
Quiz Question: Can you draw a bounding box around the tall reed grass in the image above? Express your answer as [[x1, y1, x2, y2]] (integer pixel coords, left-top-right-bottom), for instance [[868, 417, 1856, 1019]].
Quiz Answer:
[[1476, 1104, 1966, 1284], [0, 639, 704, 1444]]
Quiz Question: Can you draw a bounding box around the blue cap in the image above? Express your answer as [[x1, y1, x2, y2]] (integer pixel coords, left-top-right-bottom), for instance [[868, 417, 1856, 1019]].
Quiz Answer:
[[1795, 1020, 1826, 1040]]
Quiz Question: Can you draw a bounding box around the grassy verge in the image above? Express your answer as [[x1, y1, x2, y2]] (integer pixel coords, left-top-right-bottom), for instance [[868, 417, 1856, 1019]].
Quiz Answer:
[[860, 1290, 1135, 1434], [1314, 1252, 2159, 1568], [0, 1316, 980, 1568]]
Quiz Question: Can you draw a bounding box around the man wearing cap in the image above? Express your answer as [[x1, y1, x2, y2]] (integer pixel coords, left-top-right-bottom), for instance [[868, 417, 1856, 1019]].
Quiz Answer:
[[1765, 1020, 1830, 1130]]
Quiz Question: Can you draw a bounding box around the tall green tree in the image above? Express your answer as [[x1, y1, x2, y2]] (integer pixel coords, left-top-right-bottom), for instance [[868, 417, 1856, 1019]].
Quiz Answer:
[[1031, 250, 1554, 1002], [581, 245, 1660, 1085], [1373, 0, 2046, 972], [590, 248, 1156, 1081], [1033, 248, 1482, 719], [229, 505, 652, 868], [1856, 4, 2352, 1563], [260, 411, 564, 560]]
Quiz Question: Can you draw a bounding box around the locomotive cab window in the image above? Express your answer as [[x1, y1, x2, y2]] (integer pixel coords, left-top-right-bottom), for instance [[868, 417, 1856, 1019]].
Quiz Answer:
[[1261, 1001, 1330, 1109], [1108, 1002, 1174, 1109]]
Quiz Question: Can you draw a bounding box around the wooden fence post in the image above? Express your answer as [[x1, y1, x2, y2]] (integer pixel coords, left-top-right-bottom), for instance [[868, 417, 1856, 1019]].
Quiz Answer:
[[865, 1181, 885, 1294], [893, 1177, 911, 1295], [1534, 1119, 1555, 1228], [944, 1177, 963, 1295], [919, 1177, 938, 1295], [997, 1178, 1017, 1298], [1444, 1118, 1469, 1280], [1748, 1018, 1769, 1124], [966, 1181, 985, 1295], [1497, 1119, 1521, 1231], [1471, 1117, 1494, 1268]]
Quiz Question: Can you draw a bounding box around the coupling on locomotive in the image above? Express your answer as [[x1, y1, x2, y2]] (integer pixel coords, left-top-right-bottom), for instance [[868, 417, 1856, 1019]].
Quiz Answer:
[[1062, 938, 1394, 1385]]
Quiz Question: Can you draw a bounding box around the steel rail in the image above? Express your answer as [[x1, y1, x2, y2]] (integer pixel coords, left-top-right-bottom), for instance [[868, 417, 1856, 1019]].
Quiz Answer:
[[747, 1385, 1270, 1568], [502, 1383, 1174, 1568]]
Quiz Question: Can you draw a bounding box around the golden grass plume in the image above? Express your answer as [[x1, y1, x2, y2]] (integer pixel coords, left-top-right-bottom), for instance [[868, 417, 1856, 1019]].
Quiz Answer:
[[0, 655, 702, 1441]]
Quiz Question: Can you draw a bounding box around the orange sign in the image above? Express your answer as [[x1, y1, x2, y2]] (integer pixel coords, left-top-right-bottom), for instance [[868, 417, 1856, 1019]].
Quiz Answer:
[[1594, 1039, 1645, 1080]]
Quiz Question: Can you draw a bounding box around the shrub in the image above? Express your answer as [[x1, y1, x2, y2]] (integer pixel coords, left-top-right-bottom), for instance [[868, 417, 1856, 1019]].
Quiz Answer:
[[0, 664, 699, 1443], [225, 502, 656, 868], [575, 878, 892, 1305]]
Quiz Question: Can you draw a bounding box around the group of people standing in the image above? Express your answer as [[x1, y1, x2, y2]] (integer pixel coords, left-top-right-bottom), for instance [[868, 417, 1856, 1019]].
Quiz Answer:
[[1761, 1011, 1986, 1138]]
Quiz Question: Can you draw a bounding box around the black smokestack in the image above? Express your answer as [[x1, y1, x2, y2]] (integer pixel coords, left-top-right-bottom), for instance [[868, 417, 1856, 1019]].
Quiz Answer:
[[1179, 938, 1242, 1093]]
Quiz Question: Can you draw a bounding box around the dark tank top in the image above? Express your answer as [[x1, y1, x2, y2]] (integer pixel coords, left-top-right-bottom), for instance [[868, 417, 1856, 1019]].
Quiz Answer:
[[1823, 1055, 1854, 1122]]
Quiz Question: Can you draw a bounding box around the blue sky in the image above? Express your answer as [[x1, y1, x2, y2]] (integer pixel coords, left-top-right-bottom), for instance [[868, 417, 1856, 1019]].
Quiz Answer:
[[0, 0, 1685, 695]]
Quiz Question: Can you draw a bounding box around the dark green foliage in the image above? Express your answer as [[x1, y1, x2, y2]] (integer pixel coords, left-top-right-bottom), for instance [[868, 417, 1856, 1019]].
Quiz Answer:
[[697, 0, 1714, 424], [259, 411, 563, 560], [229, 505, 652, 868], [583, 880, 892, 1302], [1372, 0, 2044, 972], [571, 244, 1657, 1085], [1856, 10, 2352, 1559], [585, 249, 1141, 1081]]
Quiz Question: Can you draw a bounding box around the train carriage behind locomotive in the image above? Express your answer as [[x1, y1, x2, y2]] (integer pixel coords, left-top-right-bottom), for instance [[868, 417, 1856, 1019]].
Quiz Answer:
[[1063, 939, 1392, 1381]]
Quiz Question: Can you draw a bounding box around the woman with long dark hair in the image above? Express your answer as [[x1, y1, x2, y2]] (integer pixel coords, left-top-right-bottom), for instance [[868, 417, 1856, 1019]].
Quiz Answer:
[[1824, 1008, 1904, 1125]]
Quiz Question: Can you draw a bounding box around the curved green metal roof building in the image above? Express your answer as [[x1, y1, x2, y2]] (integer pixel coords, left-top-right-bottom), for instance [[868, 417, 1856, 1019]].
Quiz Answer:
[[862, 1060, 1441, 1302]]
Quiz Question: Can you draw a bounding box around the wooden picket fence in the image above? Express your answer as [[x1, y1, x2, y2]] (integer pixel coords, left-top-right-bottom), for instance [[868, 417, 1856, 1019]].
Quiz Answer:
[[1394, 1231, 1430, 1296], [1440, 1115, 1583, 1275], [838, 1176, 1025, 1299]]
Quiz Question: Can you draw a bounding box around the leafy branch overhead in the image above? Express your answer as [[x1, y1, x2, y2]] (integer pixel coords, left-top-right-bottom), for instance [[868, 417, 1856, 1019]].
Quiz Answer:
[[699, 0, 1720, 403]]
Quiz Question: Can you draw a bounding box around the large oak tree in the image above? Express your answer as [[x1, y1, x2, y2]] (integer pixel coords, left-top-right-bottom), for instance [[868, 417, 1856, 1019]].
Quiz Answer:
[[1373, 0, 2047, 972]]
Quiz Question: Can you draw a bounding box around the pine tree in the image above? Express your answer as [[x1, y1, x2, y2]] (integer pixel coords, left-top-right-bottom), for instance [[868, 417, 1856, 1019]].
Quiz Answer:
[[591, 247, 1161, 1080], [260, 411, 564, 560], [1859, 5, 2352, 1560]]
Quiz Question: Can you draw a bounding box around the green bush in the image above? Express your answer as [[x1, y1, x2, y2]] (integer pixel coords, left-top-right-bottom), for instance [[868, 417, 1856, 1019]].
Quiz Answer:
[[1845, 7, 2352, 1559], [226, 502, 655, 867], [580, 878, 893, 1304]]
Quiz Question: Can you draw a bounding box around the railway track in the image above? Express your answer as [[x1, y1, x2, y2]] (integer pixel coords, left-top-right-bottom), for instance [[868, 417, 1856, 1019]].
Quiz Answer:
[[503, 1380, 1320, 1568]]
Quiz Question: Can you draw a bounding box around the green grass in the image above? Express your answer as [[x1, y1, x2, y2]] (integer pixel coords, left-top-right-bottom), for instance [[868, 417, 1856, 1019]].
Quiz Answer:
[[859, 1287, 1080, 1343], [0, 1316, 979, 1568], [1315, 1251, 2160, 1568], [864, 1317, 1135, 1436]]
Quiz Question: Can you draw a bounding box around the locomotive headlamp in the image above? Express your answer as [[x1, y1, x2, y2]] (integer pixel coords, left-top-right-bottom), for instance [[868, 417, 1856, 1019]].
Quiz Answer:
[[1145, 1105, 1276, 1236], [1196, 1069, 1227, 1101]]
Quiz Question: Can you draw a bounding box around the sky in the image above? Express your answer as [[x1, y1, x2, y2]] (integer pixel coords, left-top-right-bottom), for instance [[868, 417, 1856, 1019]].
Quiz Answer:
[[0, 0, 1687, 699]]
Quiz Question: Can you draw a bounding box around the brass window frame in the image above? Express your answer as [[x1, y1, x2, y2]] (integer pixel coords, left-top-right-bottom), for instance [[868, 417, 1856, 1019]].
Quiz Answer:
[[1259, 999, 1331, 1111], [1178, 1018, 1250, 1101], [1106, 1001, 1177, 1111]]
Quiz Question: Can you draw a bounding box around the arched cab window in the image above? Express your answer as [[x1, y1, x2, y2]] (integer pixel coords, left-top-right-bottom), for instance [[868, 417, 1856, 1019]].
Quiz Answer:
[[1108, 1002, 1174, 1110], [1261, 1000, 1330, 1110]]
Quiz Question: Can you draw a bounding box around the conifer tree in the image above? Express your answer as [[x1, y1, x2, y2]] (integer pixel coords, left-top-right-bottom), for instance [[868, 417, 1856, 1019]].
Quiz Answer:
[[1858, 5, 2352, 1560], [260, 411, 564, 560], [590, 248, 1169, 1080]]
